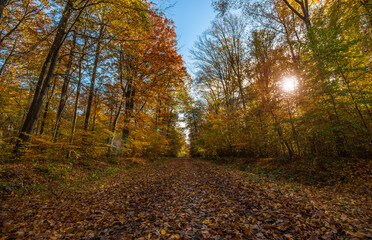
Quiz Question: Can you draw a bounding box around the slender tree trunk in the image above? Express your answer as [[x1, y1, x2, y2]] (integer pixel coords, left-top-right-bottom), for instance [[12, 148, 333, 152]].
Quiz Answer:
[[338, 68, 369, 130], [53, 31, 77, 142], [293, 3, 349, 157], [257, 111, 267, 157], [236, 74, 246, 112], [70, 70, 81, 144], [108, 103, 122, 153], [70, 35, 87, 144], [0, 36, 17, 77], [67, 42, 86, 158], [286, 100, 301, 157], [108, 50, 125, 153], [91, 89, 98, 131], [122, 79, 135, 142], [14, 0, 75, 153], [39, 80, 56, 135], [84, 23, 105, 130], [272, 111, 293, 158], [262, 95, 293, 158], [323, 77, 348, 156], [282, 0, 311, 30]]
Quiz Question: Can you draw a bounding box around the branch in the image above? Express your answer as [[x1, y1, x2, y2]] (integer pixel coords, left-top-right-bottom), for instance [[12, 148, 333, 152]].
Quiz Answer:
[[60, 0, 91, 47], [304, 0, 309, 13], [282, 0, 306, 21]]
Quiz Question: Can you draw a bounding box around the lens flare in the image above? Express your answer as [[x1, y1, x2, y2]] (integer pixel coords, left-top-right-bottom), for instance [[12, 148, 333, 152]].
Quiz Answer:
[[282, 77, 297, 92]]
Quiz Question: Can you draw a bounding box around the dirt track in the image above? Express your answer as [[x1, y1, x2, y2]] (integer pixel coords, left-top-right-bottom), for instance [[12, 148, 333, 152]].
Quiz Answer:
[[1, 159, 371, 239]]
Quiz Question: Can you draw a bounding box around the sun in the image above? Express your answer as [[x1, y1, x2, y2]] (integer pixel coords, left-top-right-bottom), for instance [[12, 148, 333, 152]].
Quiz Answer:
[[281, 76, 297, 92]]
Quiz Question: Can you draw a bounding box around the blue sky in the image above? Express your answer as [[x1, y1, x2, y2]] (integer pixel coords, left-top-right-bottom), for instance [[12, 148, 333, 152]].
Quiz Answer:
[[164, 0, 216, 74]]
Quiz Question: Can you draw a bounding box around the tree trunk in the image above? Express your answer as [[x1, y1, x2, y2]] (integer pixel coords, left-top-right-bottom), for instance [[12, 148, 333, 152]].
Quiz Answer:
[[53, 31, 77, 142], [14, 0, 75, 153], [271, 111, 293, 158], [282, 0, 311, 30], [108, 50, 125, 153], [0, 37, 17, 77], [39, 80, 56, 135], [91, 89, 98, 131], [285, 0, 349, 157], [70, 35, 88, 145], [108, 103, 122, 153], [84, 23, 105, 131], [286, 100, 301, 157], [122, 79, 135, 142], [338, 67, 369, 130]]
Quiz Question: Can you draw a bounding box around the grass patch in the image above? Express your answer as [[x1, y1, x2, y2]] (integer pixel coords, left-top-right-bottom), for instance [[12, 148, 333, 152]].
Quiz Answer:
[[0, 157, 148, 199]]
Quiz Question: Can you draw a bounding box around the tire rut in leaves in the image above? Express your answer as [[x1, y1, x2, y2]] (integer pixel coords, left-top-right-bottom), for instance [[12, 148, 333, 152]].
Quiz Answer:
[[1, 159, 371, 239]]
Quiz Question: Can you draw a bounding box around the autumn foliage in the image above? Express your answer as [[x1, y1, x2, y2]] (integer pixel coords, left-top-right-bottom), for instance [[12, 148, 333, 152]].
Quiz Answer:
[[188, 0, 371, 160], [0, 0, 188, 161], [1, 159, 371, 239], [0, 1, 371, 239]]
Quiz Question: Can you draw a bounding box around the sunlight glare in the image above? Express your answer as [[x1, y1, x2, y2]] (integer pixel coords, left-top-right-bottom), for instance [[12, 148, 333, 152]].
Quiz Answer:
[[282, 76, 297, 92]]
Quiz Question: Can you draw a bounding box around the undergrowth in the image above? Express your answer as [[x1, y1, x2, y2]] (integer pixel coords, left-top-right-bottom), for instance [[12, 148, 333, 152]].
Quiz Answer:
[[209, 157, 371, 196], [0, 156, 147, 199]]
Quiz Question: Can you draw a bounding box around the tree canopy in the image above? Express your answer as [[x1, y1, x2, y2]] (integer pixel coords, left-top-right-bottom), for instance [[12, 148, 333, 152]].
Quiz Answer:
[[187, 0, 371, 159], [0, 0, 188, 160]]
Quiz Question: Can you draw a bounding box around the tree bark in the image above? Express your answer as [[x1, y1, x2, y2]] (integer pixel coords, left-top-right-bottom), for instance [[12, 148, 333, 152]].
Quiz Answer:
[[108, 50, 125, 153], [91, 89, 98, 131], [282, 0, 311, 30], [39, 80, 56, 136], [108, 103, 122, 153], [122, 79, 135, 142], [53, 31, 77, 142], [84, 23, 105, 130], [0, 36, 18, 77], [70, 37, 87, 144]]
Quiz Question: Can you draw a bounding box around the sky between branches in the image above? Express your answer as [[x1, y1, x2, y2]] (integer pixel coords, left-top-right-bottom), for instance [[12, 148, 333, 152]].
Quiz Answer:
[[162, 0, 216, 76]]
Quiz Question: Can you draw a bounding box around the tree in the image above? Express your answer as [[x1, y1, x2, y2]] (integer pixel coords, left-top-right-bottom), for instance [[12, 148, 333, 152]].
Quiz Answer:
[[14, 0, 90, 152], [188, 0, 371, 159], [1, 0, 188, 160]]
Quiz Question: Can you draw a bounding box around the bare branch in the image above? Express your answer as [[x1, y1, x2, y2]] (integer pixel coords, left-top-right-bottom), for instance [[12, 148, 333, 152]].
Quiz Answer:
[[282, 0, 305, 21]]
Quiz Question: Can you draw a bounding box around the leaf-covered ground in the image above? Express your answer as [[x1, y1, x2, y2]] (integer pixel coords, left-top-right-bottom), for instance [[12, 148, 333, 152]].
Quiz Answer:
[[1, 159, 371, 239]]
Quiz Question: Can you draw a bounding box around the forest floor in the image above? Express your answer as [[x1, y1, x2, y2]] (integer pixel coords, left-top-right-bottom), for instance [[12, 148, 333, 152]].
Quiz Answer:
[[211, 157, 371, 196], [0, 158, 371, 239]]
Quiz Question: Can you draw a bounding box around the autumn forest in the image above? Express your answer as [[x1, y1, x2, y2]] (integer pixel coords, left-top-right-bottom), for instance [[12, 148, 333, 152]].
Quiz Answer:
[[0, 0, 188, 159], [0, 0, 371, 239]]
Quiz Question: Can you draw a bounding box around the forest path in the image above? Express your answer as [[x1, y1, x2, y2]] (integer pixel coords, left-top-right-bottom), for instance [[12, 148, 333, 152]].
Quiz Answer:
[[1, 159, 370, 239]]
